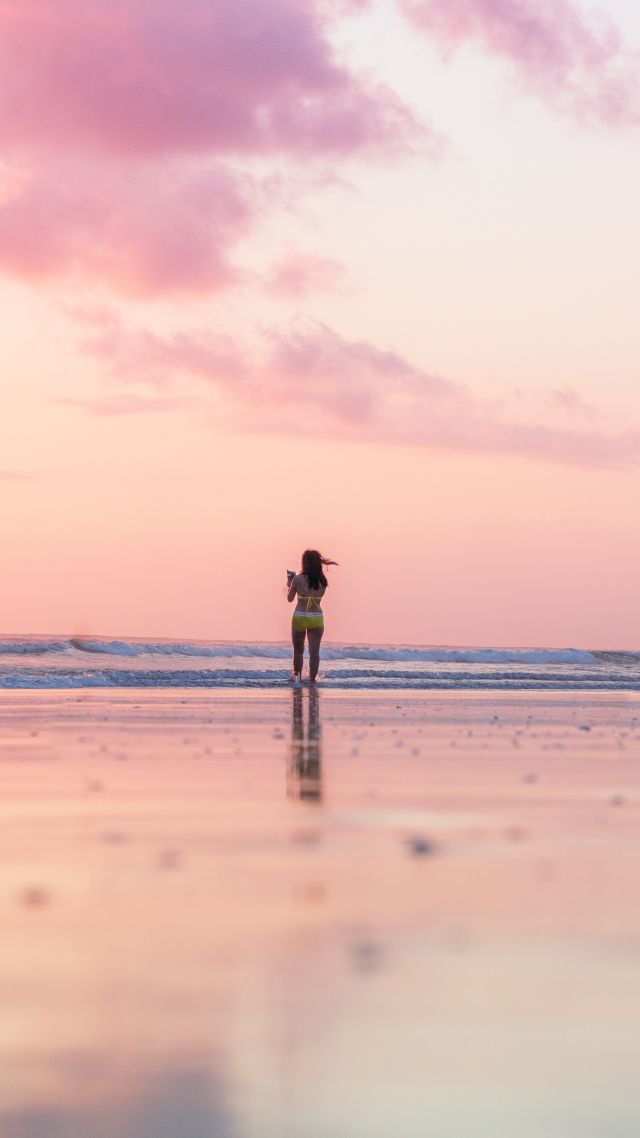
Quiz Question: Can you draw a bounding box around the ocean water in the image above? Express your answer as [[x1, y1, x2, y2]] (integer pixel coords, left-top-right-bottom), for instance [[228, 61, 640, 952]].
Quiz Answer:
[[0, 636, 638, 690]]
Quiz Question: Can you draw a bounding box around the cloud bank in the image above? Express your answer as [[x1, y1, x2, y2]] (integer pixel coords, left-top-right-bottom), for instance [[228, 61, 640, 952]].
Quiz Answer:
[[0, 161, 253, 295], [0, 0, 637, 296], [70, 309, 640, 469], [0, 0, 417, 158], [3, 0, 639, 471], [0, 0, 425, 295]]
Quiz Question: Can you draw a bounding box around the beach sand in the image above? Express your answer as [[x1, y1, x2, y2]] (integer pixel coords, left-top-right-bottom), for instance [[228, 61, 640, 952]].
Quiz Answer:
[[1, 688, 639, 1137]]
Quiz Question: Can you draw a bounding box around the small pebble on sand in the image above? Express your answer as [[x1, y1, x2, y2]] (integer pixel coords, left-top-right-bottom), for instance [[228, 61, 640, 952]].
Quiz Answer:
[[350, 940, 384, 972], [19, 887, 50, 909], [102, 831, 128, 845], [505, 826, 528, 842]]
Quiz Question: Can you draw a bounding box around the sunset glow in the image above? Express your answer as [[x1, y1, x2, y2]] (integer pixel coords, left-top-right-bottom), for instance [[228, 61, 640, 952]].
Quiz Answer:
[[2, 0, 639, 647]]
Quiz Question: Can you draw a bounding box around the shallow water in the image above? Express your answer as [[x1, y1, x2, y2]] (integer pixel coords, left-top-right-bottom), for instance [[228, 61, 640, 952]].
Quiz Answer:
[[1, 689, 639, 1137], [1, 635, 639, 690]]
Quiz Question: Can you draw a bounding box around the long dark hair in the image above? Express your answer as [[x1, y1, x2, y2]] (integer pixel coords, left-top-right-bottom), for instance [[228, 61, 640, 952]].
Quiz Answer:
[[302, 549, 338, 591]]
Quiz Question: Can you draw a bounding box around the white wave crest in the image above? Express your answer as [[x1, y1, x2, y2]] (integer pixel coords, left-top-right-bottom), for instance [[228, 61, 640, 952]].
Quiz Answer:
[[62, 640, 601, 665]]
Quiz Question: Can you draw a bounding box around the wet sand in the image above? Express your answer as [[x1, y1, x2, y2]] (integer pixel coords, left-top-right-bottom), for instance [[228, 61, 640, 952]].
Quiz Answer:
[[1, 688, 639, 1138]]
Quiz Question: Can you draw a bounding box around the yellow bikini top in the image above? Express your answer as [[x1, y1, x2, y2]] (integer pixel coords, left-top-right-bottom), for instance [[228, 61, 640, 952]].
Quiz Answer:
[[299, 594, 323, 612]]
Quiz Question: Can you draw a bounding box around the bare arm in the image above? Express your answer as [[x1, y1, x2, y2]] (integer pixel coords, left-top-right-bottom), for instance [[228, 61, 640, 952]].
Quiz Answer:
[[287, 574, 298, 603]]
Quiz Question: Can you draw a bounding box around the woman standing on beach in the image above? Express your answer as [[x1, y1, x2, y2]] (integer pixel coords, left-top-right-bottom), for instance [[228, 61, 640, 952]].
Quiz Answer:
[[287, 550, 337, 684]]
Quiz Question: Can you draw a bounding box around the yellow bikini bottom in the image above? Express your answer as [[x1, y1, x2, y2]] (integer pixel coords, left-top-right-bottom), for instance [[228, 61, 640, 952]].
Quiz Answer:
[[292, 613, 324, 632]]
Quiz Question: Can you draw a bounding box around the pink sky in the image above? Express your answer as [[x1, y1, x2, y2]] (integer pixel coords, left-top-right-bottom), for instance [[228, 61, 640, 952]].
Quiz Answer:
[[2, 0, 639, 648]]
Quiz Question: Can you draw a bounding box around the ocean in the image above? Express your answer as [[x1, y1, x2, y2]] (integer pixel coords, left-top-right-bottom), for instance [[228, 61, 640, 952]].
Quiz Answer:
[[0, 635, 638, 690]]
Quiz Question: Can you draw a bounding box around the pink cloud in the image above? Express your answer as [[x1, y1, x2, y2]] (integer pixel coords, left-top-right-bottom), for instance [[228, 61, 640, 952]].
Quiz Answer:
[[0, 0, 420, 159], [401, 0, 640, 124], [55, 393, 202, 416], [267, 252, 348, 296], [0, 161, 252, 295], [264, 320, 460, 425], [547, 385, 598, 418], [72, 310, 640, 468], [0, 1, 433, 297], [74, 307, 247, 386]]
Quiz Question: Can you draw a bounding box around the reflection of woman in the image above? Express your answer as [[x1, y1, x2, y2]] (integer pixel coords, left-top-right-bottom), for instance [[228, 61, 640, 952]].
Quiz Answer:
[[287, 549, 337, 684], [288, 686, 322, 801]]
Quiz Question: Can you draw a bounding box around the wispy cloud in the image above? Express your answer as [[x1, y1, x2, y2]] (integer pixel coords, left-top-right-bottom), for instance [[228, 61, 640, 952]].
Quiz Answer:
[[71, 309, 640, 469], [55, 393, 202, 416], [266, 251, 349, 297], [0, 468, 37, 480], [73, 307, 247, 388], [401, 0, 640, 124], [547, 385, 599, 419]]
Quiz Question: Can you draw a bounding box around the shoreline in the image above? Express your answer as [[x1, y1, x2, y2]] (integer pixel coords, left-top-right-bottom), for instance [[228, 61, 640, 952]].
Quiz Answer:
[[1, 683, 638, 695], [1, 685, 638, 702]]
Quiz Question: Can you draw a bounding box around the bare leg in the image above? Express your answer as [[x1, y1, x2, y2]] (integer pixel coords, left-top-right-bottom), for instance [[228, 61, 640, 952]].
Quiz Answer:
[[307, 627, 324, 682], [291, 628, 306, 678]]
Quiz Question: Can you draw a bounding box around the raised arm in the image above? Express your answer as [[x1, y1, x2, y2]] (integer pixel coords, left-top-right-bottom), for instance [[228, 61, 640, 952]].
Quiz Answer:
[[287, 573, 298, 603]]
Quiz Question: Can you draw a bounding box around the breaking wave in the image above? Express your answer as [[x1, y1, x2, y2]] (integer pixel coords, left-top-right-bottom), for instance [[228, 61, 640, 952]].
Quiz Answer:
[[0, 636, 637, 690]]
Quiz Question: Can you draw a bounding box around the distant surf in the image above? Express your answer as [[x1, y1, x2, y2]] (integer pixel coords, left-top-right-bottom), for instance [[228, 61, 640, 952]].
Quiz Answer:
[[0, 636, 638, 690]]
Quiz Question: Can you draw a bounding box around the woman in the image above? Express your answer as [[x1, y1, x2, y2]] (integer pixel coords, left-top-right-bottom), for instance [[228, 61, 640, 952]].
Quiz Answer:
[[287, 550, 337, 684]]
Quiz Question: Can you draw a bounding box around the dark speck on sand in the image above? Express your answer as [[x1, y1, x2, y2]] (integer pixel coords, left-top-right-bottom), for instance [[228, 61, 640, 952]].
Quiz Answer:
[[406, 836, 435, 857]]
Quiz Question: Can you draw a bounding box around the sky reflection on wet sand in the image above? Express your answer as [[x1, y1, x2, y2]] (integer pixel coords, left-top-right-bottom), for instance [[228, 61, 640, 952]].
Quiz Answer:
[[1, 689, 639, 1137]]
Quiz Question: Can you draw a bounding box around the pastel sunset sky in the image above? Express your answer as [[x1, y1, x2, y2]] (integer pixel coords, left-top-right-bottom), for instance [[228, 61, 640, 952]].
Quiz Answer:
[[2, 0, 639, 647]]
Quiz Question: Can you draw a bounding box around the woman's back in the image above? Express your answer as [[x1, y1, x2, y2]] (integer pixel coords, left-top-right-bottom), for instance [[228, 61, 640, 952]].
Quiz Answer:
[[293, 573, 325, 610]]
